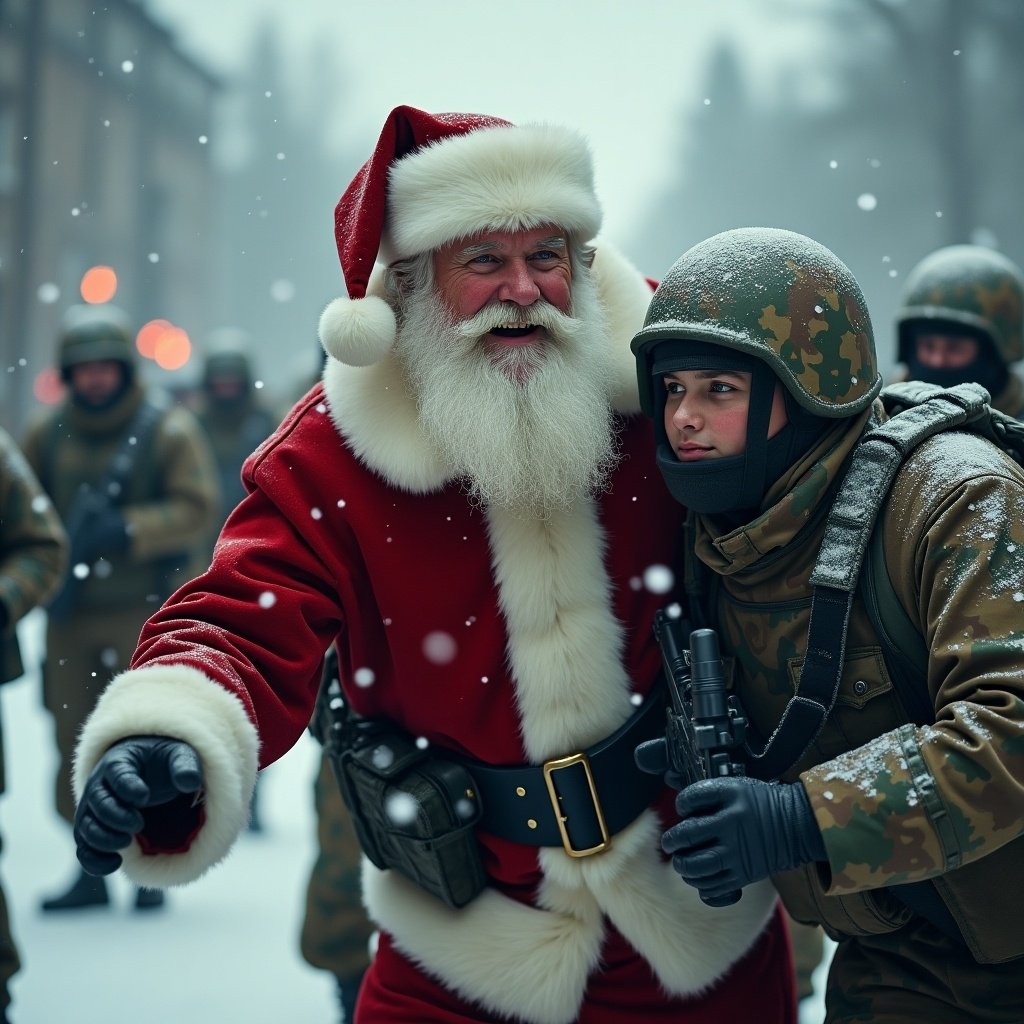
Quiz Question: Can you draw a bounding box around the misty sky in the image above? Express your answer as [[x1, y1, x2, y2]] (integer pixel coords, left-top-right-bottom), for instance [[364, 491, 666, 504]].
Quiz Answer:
[[143, 0, 808, 247]]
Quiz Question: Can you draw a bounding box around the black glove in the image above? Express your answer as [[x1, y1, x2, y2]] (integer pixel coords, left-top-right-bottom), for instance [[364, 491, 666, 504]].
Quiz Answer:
[[662, 776, 826, 904], [74, 736, 203, 876], [634, 736, 685, 790], [78, 506, 129, 560]]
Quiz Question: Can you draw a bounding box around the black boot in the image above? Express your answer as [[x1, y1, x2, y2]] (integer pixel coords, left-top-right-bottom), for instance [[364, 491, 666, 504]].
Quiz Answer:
[[134, 887, 165, 911], [40, 869, 109, 912]]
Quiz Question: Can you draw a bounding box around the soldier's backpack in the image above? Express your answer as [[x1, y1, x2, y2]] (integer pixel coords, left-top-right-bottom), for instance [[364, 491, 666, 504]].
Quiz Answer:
[[745, 380, 1024, 783]]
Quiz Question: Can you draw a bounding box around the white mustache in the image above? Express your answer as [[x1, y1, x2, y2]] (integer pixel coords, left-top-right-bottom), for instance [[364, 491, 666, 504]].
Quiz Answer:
[[454, 301, 583, 341]]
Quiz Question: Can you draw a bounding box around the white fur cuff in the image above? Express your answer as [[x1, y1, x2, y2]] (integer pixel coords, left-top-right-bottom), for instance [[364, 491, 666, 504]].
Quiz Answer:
[[73, 663, 260, 888]]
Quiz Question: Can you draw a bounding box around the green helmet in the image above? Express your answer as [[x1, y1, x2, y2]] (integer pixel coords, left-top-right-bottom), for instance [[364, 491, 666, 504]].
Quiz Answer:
[[896, 244, 1024, 365], [632, 227, 882, 419], [203, 349, 252, 388], [58, 303, 136, 381]]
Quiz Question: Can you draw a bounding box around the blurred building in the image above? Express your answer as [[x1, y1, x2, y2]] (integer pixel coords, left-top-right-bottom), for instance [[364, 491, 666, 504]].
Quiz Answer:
[[0, 0, 221, 434]]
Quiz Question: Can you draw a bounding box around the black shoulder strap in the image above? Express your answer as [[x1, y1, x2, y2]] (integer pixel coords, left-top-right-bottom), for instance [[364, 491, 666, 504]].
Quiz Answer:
[[746, 383, 989, 780], [102, 396, 167, 504]]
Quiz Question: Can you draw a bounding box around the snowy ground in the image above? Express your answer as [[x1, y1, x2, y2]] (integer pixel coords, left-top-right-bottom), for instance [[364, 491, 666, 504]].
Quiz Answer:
[[1, 609, 831, 1024], [2, 610, 337, 1024]]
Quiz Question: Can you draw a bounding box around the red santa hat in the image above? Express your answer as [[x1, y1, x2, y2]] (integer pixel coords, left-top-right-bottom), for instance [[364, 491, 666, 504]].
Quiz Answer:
[[318, 105, 603, 367]]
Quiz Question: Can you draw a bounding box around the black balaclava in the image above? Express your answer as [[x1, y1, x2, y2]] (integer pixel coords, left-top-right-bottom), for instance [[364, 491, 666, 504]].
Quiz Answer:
[[904, 323, 1009, 398], [70, 362, 131, 413], [652, 340, 826, 519]]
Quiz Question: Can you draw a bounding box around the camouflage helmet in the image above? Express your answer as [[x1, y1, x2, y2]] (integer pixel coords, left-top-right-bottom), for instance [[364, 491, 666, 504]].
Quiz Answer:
[[632, 227, 882, 419], [58, 303, 135, 381], [896, 244, 1024, 365]]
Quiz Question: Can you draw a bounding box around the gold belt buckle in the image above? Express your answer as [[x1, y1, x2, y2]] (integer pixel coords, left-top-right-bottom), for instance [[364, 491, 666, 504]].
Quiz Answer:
[[542, 751, 610, 858]]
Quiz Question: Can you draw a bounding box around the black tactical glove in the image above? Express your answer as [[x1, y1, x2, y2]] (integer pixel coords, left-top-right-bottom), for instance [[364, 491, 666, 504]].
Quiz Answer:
[[635, 736, 686, 790], [74, 736, 203, 876], [662, 776, 826, 904], [79, 506, 130, 559]]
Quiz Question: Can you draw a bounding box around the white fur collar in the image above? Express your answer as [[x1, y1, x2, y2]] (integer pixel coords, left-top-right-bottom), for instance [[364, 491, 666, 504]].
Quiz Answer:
[[323, 239, 652, 493]]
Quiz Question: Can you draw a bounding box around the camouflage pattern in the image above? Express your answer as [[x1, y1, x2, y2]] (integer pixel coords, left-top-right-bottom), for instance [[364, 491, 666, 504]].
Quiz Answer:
[[991, 369, 1024, 419], [0, 428, 68, 1008], [299, 752, 375, 984], [0, 426, 68, 688], [21, 382, 219, 823], [785, 913, 824, 1002], [632, 227, 881, 419], [896, 245, 1024, 366], [57, 303, 136, 380], [825, 916, 1024, 1023], [686, 402, 1024, 1011]]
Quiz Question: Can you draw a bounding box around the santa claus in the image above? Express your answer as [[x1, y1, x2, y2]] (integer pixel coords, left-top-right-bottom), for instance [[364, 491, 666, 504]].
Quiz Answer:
[[72, 106, 795, 1023]]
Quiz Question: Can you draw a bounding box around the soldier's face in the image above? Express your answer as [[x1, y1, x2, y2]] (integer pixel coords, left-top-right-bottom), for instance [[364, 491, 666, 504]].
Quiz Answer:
[[914, 332, 980, 370], [662, 369, 788, 461], [69, 359, 126, 408]]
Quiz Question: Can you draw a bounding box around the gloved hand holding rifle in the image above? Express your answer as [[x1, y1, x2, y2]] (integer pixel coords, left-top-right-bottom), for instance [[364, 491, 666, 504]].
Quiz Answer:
[[636, 611, 825, 906], [47, 482, 129, 620]]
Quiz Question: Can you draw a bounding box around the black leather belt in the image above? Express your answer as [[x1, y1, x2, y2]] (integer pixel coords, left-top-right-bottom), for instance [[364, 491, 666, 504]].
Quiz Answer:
[[459, 683, 666, 857]]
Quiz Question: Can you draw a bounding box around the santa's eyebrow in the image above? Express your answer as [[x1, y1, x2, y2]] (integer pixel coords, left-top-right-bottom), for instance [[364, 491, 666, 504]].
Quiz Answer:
[[456, 236, 568, 259]]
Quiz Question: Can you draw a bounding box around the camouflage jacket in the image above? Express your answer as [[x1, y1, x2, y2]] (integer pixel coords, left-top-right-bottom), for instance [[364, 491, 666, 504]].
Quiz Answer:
[[21, 383, 220, 614], [992, 369, 1024, 420], [0, 426, 68, 682], [689, 399, 1024, 963]]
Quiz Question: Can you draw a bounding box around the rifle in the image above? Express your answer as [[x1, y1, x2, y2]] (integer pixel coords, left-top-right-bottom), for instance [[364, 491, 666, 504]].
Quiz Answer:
[[653, 609, 748, 906]]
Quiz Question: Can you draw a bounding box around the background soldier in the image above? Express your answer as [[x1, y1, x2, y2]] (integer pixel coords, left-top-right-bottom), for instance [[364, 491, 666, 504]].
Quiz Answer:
[[895, 243, 1024, 416], [0, 427, 68, 1022], [22, 303, 219, 913], [194, 333, 279, 568], [301, 648, 374, 1023]]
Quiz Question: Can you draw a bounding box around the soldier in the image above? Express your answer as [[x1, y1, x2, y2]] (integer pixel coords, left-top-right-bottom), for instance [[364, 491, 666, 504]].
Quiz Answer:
[[896, 244, 1024, 417], [301, 648, 374, 1023], [193, 335, 279, 833], [0, 427, 68, 1022], [22, 302, 220, 913], [194, 333, 279, 567], [632, 227, 1024, 1022]]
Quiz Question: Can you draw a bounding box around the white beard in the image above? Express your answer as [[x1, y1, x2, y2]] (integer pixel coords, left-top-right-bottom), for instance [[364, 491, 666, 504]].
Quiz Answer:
[[394, 270, 620, 518]]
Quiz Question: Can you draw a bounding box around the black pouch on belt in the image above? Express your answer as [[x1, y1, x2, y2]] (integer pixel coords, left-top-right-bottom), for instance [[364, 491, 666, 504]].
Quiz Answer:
[[327, 716, 487, 910]]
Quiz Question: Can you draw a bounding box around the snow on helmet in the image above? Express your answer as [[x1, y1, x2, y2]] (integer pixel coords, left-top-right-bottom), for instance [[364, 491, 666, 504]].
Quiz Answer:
[[896, 244, 1024, 366], [632, 227, 881, 419]]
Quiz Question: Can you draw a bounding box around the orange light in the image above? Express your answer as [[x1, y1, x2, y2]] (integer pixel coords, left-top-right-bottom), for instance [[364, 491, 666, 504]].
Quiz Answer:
[[33, 367, 65, 405], [80, 265, 118, 303], [154, 326, 192, 370], [136, 319, 172, 359]]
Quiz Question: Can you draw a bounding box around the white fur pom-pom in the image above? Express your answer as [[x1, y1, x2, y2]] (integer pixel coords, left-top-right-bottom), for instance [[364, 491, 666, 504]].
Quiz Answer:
[[317, 294, 397, 367]]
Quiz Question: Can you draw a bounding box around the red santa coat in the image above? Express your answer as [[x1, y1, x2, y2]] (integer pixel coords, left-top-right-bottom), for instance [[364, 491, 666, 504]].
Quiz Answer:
[[74, 245, 788, 1024]]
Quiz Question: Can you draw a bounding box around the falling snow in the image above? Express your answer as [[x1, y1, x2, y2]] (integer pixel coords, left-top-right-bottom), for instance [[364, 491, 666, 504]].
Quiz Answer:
[[423, 631, 457, 664], [353, 667, 375, 688]]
